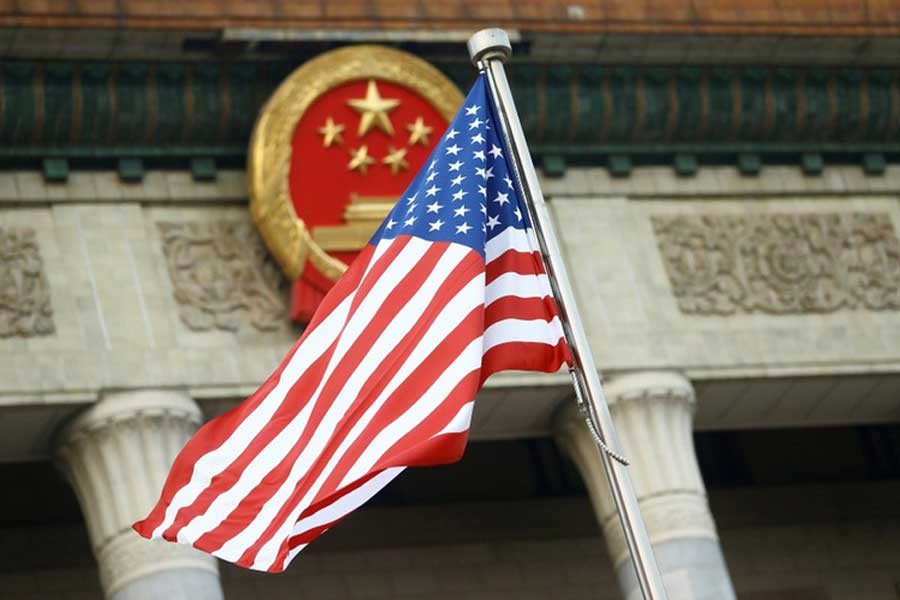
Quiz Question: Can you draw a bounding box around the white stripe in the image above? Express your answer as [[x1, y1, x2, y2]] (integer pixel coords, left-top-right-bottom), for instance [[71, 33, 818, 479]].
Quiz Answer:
[[483, 316, 565, 353], [249, 264, 486, 570], [340, 336, 483, 486], [149, 289, 357, 540], [212, 242, 471, 564], [289, 467, 404, 541], [284, 544, 308, 568], [174, 238, 431, 547], [485, 272, 552, 306], [485, 225, 538, 263], [436, 402, 474, 436], [150, 238, 401, 540]]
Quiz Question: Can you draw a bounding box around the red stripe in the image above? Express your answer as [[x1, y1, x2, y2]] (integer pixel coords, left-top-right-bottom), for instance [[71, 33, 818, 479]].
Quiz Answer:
[[311, 306, 483, 501], [234, 256, 485, 568], [151, 238, 414, 544], [149, 240, 406, 541], [140, 237, 407, 542], [481, 339, 570, 384], [347, 236, 413, 316], [133, 244, 374, 538], [485, 295, 559, 328], [272, 370, 480, 572], [485, 248, 544, 284], [278, 431, 472, 572], [276, 469, 390, 567], [290, 469, 385, 539], [192, 241, 451, 556], [159, 346, 336, 542], [370, 374, 479, 472]]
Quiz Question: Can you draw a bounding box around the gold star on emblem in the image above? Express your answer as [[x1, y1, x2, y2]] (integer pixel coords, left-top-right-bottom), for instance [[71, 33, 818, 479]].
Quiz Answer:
[[382, 147, 409, 175], [318, 117, 345, 147], [347, 80, 400, 137], [406, 116, 433, 146], [347, 145, 375, 174]]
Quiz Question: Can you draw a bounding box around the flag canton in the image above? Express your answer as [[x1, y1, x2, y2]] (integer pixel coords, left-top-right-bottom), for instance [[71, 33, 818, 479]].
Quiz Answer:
[[371, 75, 530, 258]]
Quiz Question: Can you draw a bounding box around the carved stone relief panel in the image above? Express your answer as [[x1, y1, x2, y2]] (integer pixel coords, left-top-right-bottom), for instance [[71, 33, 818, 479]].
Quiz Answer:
[[0, 226, 54, 337], [651, 212, 900, 315], [157, 221, 287, 332]]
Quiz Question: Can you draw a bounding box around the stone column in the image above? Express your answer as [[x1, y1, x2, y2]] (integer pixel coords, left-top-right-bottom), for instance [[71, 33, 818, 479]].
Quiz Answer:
[[56, 390, 224, 600], [555, 371, 735, 600]]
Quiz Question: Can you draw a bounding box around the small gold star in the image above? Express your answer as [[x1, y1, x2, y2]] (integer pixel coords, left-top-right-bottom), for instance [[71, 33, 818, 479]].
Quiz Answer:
[[382, 147, 409, 174], [406, 117, 433, 146], [347, 145, 375, 174], [347, 80, 400, 137], [318, 117, 345, 147]]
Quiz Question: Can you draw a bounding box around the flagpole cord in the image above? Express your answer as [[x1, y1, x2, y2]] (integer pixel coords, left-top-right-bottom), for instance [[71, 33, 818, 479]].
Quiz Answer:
[[569, 369, 629, 466], [468, 28, 670, 600]]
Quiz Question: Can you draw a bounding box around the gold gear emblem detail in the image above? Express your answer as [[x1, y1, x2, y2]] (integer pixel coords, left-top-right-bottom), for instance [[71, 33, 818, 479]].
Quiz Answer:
[[248, 45, 464, 282]]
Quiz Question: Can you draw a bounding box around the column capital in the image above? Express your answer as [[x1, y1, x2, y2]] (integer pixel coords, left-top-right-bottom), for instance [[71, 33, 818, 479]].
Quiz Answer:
[[603, 370, 696, 410], [555, 370, 715, 568], [55, 389, 219, 597], [61, 389, 203, 442]]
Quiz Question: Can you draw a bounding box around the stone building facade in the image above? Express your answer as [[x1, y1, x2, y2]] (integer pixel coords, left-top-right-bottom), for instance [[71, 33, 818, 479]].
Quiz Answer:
[[1, 2, 899, 599]]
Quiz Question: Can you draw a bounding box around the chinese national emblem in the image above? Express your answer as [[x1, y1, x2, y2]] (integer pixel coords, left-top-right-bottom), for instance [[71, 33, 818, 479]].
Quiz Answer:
[[248, 46, 464, 321]]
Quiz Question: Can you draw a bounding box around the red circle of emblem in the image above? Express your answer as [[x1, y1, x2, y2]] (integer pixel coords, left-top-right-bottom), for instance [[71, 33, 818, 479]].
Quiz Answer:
[[248, 46, 464, 322]]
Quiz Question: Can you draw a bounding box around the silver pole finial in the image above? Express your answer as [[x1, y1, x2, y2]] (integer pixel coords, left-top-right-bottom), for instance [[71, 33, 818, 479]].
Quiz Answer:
[[467, 28, 512, 64]]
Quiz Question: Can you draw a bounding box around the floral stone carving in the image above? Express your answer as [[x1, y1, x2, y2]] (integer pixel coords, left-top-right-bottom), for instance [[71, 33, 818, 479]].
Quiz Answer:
[[651, 212, 900, 315], [0, 226, 54, 337], [157, 221, 287, 331]]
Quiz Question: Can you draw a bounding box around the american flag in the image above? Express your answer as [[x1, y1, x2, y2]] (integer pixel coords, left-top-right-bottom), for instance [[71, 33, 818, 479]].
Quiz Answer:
[[134, 74, 570, 572]]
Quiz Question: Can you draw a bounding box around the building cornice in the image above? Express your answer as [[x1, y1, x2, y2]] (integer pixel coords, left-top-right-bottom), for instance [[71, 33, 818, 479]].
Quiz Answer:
[[3, 1, 900, 37], [1, 60, 899, 176]]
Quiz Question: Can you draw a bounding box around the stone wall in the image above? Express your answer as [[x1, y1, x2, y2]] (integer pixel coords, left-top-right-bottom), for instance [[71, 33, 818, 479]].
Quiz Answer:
[[0, 200, 297, 403], [3, 164, 900, 401], [1, 164, 899, 454], [543, 165, 900, 382]]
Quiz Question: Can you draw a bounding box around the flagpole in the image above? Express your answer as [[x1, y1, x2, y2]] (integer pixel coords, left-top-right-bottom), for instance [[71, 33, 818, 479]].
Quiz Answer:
[[468, 29, 670, 600]]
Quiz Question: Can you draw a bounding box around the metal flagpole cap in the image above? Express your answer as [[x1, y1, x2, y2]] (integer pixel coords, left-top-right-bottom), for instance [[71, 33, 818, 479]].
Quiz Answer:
[[467, 28, 512, 64]]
